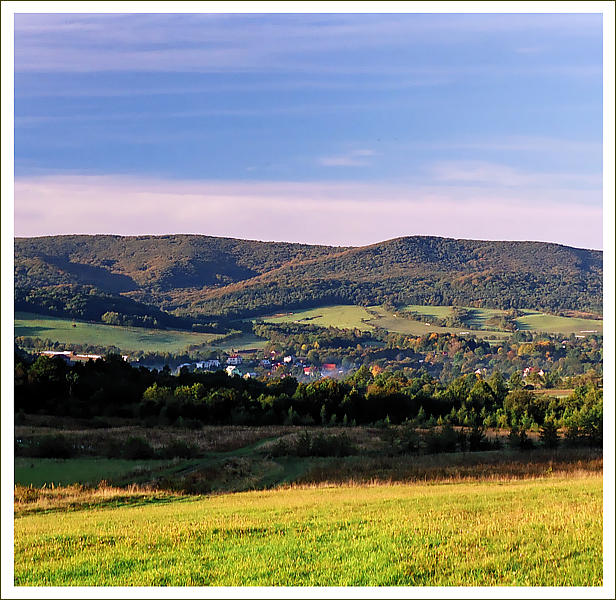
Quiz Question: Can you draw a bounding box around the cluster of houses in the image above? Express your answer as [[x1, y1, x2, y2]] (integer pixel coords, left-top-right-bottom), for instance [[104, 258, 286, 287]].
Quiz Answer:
[[39, 350, 129, 364], [38, 347, 344, 380], [173, 351, 345, 380], [522, 366, 545, 379]]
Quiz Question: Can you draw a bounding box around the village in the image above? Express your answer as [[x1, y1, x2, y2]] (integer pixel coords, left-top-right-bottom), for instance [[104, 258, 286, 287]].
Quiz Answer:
[[39, 348, 349, 381]]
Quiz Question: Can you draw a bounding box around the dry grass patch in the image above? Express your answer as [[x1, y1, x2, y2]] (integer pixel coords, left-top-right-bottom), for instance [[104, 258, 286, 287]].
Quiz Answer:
[[14, 482, 184, 516]]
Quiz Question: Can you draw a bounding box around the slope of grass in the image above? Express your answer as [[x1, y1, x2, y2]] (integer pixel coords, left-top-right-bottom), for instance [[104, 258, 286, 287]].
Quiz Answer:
[[515, 311, 603, 335], [263, 305, 375, 330], [14, 312, 221, 353], [14, 476, 602, 586], [261, 304, 602, 338], [261, 304, 486, 335]]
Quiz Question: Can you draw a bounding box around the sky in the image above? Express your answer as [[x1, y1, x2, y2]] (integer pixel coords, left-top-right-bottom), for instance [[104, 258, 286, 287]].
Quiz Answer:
[[11, 10, 606, 249]]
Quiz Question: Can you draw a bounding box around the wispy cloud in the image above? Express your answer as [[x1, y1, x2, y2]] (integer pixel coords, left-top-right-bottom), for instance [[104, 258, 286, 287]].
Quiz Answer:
[[318, 149, 376, 167], [14, 175, 602, 249], [428, 160, 601, 190], [13, 13, 602, 74]]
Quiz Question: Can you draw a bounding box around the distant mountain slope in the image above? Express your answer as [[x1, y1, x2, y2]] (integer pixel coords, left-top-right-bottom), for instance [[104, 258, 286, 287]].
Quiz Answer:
[[15, 234, 603, 322], [15, 234, 344, 305], [186, 236, 602, 317]]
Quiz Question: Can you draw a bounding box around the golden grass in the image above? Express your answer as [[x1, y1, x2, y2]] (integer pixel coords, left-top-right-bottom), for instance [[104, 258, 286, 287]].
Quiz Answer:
[[14, 482, 182, 516], [14, 476, 603, 586]]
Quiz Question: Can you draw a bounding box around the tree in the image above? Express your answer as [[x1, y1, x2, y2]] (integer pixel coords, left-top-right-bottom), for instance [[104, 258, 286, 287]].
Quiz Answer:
[[508, 370, 523, 390], [539, 416, 559, 448], [101, 311, 122, 325]]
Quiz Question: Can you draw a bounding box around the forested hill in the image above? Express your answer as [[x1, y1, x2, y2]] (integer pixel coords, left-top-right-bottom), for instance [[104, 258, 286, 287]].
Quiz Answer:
[[15, 234, 602, 322]]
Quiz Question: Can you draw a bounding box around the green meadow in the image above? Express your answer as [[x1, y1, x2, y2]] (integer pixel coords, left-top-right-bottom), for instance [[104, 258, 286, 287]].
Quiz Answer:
[[14, 457, 174, 488], [14, 312, 222, 353], [264, 305, 376, 330], [262, 304, 602, 337], [14, 476, 602, 586], [14, 312, 270, 353], [515, 311, 603, 336]]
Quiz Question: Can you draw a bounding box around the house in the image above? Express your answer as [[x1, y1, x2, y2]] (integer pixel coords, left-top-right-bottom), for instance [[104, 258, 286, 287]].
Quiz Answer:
[[523, 367, 545, 378], [226, 355, 243, 365], [40, 351, 107, 364], [260, 359, 271, 367], [226, 365, 256, 378], [40, 350, 72, 363], [71, 353, 104, 362], [196, 359, 220, 370], [322, 363, 337, 372], [283, 355, 294, 364]]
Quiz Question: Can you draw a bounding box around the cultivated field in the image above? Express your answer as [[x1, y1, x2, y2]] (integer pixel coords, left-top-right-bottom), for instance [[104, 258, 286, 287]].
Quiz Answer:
[[14, 476, 602, 586]]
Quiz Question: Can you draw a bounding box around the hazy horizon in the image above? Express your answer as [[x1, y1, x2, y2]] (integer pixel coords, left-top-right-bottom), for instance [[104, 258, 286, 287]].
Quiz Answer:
[[13, 229, 603, 253]]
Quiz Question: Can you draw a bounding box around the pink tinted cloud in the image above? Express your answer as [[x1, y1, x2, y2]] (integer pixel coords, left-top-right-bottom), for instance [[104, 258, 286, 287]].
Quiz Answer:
[[14, 175, 602, 249]]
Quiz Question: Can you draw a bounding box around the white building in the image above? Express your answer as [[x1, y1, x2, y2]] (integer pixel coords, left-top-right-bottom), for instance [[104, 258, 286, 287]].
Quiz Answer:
[[196, 359, 220, 370]]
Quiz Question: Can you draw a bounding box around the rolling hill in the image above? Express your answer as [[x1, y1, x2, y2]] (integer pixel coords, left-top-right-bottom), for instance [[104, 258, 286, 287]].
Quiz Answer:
[[14, 234, 603, 324]]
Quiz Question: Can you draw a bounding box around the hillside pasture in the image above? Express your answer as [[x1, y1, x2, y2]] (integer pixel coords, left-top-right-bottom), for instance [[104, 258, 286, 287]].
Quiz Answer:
[[210, 333, 268, 351], [14, 476, 602, 586], [515, 311, 603, 336], [14, 312, 222, 353], [261, 304, 602, 338], [263, 305, 375, 331], [263, 305, 507, 338]]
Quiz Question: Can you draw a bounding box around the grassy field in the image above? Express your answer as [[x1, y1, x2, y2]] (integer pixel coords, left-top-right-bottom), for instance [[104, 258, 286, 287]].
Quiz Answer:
[[515, 311, 603, 335], [264, 305, 375, 330], [14, 475, 602, 586], [14, 312, 222, 353], [261, 304, 602, 338], [211, 333, 268, 351], [15, 306, 602, 357], [14, 457, 176, 488], [263, 305, 507, 338]]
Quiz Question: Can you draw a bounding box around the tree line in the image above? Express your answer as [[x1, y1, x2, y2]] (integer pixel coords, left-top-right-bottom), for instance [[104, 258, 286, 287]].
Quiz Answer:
[[15, 352, 602, 447]]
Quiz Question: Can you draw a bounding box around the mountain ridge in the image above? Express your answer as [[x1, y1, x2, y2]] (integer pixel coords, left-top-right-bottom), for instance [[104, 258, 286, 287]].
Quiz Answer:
[[15, 234, 603, 323]]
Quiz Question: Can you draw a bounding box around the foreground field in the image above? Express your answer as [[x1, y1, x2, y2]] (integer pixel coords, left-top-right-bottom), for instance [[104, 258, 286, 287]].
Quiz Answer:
[[14, 475, 602, 586]]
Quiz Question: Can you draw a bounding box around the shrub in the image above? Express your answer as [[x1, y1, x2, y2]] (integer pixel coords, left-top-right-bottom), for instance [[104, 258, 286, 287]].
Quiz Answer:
[[160, 440, 199, 459], [508, 426, 534, 450], [424, 425, 458, 454], [397, 424, 421, 454], [28, 435, 75, 458], [122, 437, 156, 460], [310, 433, 355, 457], [269, 431, 356, 457]]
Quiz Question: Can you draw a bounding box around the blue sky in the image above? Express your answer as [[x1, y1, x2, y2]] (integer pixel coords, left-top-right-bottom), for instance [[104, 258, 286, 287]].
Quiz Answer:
[[12, 11, 604, 248]]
